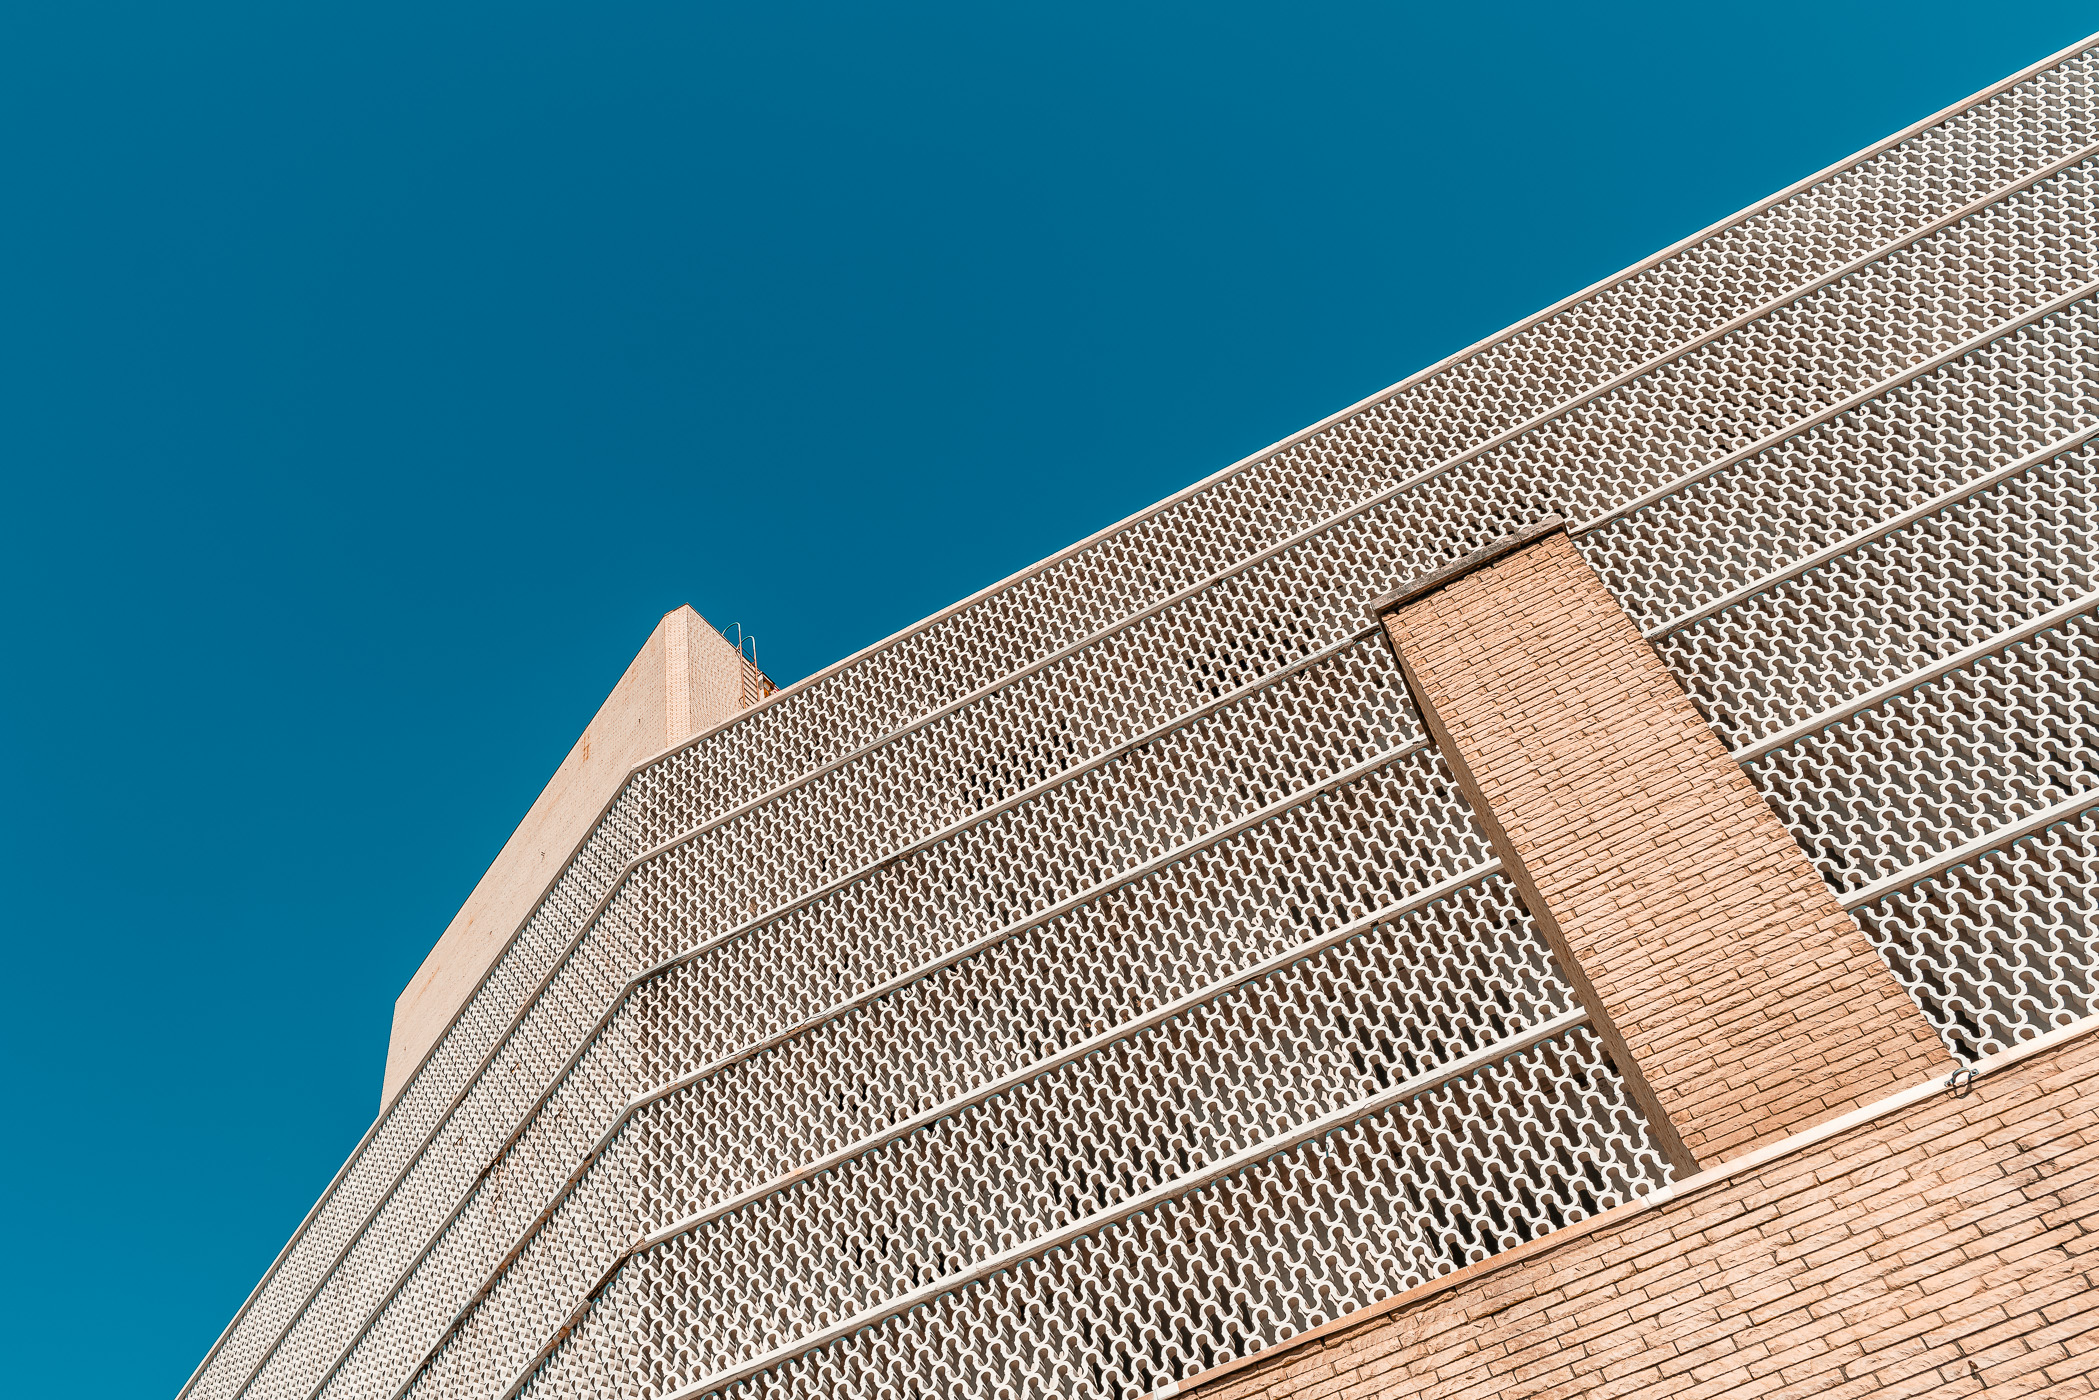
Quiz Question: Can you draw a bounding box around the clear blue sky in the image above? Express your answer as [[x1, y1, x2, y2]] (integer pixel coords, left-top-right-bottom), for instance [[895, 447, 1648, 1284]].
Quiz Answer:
[[1, 4, 2091, 1394]]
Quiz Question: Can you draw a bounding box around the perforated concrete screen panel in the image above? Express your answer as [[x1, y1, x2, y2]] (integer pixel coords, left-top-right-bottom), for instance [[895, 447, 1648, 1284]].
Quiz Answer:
[[187, 33, 2099, 1400]]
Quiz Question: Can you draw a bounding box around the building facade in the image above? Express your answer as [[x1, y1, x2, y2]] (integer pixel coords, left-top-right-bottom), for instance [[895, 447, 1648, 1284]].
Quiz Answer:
[[184, 33, 2099, 1400]]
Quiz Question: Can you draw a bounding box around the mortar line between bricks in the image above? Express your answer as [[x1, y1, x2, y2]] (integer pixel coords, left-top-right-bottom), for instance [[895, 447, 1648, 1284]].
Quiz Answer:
[[1160, 1010, 2099, 1399], [189, 129, 2099, 1400]]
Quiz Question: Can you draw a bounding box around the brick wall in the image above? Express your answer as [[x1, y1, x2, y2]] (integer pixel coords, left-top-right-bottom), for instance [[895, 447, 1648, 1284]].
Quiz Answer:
[[1378, 527, 1946, 1166], [1186, 1021, 2099, 1400]]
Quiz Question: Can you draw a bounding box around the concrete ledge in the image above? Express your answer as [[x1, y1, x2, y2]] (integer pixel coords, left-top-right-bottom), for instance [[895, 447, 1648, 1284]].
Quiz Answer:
[[1365, 515, 1569, 622], [1169, 1011, 2099, 1399]]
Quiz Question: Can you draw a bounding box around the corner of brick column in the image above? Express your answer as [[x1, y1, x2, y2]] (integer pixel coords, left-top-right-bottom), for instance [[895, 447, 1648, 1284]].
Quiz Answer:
[[1371, 520, 1948, 1169]]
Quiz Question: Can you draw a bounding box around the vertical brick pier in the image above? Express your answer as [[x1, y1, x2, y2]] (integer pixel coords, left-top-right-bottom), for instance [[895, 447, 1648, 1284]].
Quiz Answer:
[[1167, 520, 2092, 1400], [1182, 1024, 2099, 1400], [1374, 520, 1946, 1168]]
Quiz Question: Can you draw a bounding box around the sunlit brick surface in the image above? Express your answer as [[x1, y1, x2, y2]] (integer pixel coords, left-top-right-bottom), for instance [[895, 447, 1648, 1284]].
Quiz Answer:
[[187, 37, 2099, 1400], [1381, 529, 1946, 1167], [1187, 1027, 2099, 1400]]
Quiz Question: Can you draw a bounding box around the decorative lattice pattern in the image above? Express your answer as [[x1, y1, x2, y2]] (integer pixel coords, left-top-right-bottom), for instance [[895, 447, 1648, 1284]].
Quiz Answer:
[[1601, 324, 2099, 747], [565, 1024, 1661, 1400], [186, 44, 2099, 1400], [293, 638, 1466, 1400], [1856, 804, 2099, 1060], [436, 870, 1571, 1400], [1748, 608, 2099, 892]]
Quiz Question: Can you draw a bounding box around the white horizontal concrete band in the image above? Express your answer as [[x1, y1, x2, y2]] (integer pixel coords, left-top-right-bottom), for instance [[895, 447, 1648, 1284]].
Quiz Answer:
[[471, 862, 1513, 1400], [1732, 589, 2099, 764], [246, 630, 1401, 1400], [1645, 426, 2099, 641], [341, 734, 1448, 1400], [659, 1008, 1596, 1400], [1838, 786, 2099, 912], [177, 48, 2099, 1393]]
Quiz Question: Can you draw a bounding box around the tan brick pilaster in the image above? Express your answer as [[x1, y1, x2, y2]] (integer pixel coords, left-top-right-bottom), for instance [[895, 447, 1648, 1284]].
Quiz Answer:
[[1372, 520, 1947, 1168]]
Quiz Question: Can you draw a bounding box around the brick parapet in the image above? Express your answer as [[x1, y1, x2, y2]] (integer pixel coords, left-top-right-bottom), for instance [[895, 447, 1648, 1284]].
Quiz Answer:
[[1376, 527, 1946, 1167], [1180, 1016, 2099, 1400]]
